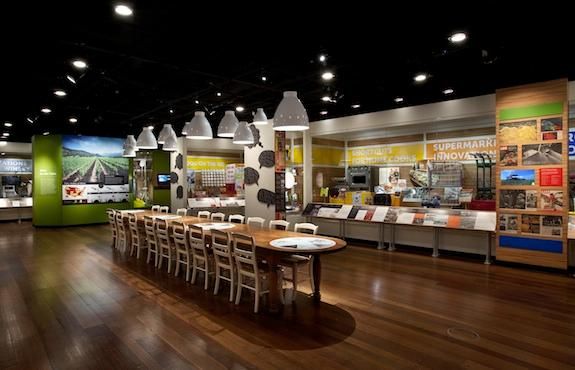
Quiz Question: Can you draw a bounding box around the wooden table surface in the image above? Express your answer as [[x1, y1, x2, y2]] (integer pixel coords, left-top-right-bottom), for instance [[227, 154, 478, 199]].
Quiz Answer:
[[122, 209, 347, 311]]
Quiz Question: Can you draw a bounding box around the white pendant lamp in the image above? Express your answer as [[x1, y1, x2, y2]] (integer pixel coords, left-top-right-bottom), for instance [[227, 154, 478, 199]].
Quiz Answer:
[[157, 124, 176, 144], [136, 127, 158, 149], [217, 110, 239, 137], [184, 111, 213, 139], [181, 121, 191, 136], [122, 135, 137, 157], [233, 121, 254, 145], [273, 91, 309, 131], [252, 108, 268, 125], [162, 132, 178, 151]]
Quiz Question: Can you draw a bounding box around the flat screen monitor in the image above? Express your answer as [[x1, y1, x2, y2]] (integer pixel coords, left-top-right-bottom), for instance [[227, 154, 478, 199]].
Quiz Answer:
[[157, 174, 171, 187]]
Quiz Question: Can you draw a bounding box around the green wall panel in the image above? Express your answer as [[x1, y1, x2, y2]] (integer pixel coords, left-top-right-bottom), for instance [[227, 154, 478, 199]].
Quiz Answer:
[[499, 102, 564, 121], [152, 150, 171, 206], [33, 134, 134, 226], [33, 135, 63, 226]]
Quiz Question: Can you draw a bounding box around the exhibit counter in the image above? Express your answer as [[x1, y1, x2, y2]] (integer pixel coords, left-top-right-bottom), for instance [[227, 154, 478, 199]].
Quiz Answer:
[[0, 197, 33, 222], [303, 202, 496, 263]]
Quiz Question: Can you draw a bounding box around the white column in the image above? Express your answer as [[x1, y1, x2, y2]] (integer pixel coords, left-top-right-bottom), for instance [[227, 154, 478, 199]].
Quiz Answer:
[[303, 131, 313, 206]]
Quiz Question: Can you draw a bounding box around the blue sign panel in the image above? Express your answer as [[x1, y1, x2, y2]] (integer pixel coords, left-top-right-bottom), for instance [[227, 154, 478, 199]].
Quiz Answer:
[[569, 127, 575, 159], [0, 158, 32, 173]]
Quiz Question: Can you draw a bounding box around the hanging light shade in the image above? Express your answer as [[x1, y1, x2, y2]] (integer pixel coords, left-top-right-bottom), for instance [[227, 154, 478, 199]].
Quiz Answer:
[[233, 121, 255, 145], [136, 127, 158, 149], [123, 134, 137, 149], [162, 132, 178, 151], [185, 111, 212, 139], [252, 108, 268, 125], [217, 110, 239, 137], [181, 121, 191, 136], [157, 124, 176, 144], [123, 146, 137, 157], [273, 91, 309, 131]]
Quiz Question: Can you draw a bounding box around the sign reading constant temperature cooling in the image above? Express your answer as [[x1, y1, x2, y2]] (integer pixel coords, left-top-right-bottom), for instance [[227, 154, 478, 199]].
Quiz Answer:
[[61, 135, 130, 204]]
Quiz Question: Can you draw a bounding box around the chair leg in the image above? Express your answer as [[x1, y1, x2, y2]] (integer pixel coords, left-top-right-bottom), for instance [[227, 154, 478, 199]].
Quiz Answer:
[[254, 282, 260, 313], [204, 263, 209, 290], [213, 267, 220, 295], [229, 270, 235, 302], [155, 250, 159, 267], [146, 247, 151, 263], [309, 257, 315, 292], [235, 276, 242, 305], [191, 262, 197, 284], [185, 258, 191, 282], [175, 253, 181, 277]]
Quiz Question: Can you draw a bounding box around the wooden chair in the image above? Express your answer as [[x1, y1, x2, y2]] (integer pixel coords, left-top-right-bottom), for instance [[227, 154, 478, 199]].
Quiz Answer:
[[144, 216, 159, 266], [106, 209, 118, 248], [197, 211, 211, 219], [211, 212, 226, 222], [151, 205, 161, 212], [269, 220, 290, 231], [156, 218, 174, 273], [280, 222, 318, 302], [159, 206, 169, 214], [212, 229, 235, 301], [128, 213, 147, 259], [232, 233, 270, 313], [228, 214, 245, 224], [189, 224, 212, 290], [176, 208, 188, 216], [246, 217, 265, 228], [172, 221, 192, 281], [115, 212, 128, 252]]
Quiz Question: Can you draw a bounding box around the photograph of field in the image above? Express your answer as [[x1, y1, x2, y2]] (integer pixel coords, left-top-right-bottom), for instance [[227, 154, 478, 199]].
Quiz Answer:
[[62, 136, 128, 184], [500, 169, 536, 186]]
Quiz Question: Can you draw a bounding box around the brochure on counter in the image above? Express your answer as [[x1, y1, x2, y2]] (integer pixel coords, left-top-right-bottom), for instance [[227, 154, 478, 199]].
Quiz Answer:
[[301, 203, 496, 232]]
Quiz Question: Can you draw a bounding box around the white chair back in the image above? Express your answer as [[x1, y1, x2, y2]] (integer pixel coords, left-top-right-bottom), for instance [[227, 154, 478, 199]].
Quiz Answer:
[[232, 233, 258, 276], [246, 217, 265, 228], [212, 229, 232, 265], [151, 205, 161, 212], [159, 206, 169, 214], [294, 222, 318, 235], [176, 208, 188, 216], [228, 214, 245, 224], [211, 212, 226, 222], [269, 220, 290, 231], [155, 219, 171, 248], [197, 211, 211, 219], [189, 224, 208, 260], [171, 221, 189, 253], [144, 216, 158, 247]]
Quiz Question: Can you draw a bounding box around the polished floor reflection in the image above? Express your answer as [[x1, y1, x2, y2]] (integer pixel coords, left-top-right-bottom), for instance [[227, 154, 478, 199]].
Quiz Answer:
[[0, 221, 574, 369]]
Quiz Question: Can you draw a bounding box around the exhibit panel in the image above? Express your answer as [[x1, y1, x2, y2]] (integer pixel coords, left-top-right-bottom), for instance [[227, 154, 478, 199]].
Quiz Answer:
[[495, 79, 569, 269]]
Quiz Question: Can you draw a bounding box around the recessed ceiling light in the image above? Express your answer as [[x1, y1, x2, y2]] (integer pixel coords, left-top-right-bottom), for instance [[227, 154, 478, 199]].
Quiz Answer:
[[216, 92, 222, 97], [414, 73, 427, 82], [0, 141, 6, 146], [72, 59, 87, 69], [4, 122, 12, 127], [0, 152, 5, 156], [321, 71, 334, 81], [148, 125, 154, 130], [261, 76, 267, 81], [2, 133, 9, 137], [351, 104, 360, 109], [43, 132, 50, 136], [320, 111, 328, 115], [195, 100, 199, 104], [443, 88, 454, 95], [41, 108, 51, 114], [66, 75, 76, 84], [319, 54, 326, 62], [69, 117, 78, 123], [27, 117, 34, 123], [114, 4, 133, 16], [321, 96, 331, 102], [235, 106, 245, 112], [449, 32, 467, 43], [54, 90, 67, 97], [169, 109, 174, 114], [394, 97, 404, 103]]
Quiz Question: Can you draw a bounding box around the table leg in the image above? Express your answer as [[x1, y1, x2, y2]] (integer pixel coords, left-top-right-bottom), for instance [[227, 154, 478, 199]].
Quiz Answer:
[[432, 228, 440, 258], [267, 255, 282, 313], [388, 225, 396, 251], [484, 231, 492, 265], [377, 223, 385, 250], [312, 255, 322, 304]]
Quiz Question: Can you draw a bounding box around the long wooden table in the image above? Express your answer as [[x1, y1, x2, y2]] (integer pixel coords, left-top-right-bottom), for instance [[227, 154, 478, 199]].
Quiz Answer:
[[121, 210, 347, 312]]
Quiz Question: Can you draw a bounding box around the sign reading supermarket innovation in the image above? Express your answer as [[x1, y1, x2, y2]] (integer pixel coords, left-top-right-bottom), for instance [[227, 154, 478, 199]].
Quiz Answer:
[[426, 136, 496, 162], [0, 158, 32, 173]]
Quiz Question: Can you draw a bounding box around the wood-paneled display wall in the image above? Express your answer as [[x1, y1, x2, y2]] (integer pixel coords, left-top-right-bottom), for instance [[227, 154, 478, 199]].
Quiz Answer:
[[495, 79, 568, 269]]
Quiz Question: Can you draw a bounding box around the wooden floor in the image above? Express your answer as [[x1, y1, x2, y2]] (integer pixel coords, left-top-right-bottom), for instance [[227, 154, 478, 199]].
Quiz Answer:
[[1, 222, 574, 369]]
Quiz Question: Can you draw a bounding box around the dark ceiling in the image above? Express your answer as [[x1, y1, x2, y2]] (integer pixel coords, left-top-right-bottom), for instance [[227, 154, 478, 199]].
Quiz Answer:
[[1, 4, 573, 143]]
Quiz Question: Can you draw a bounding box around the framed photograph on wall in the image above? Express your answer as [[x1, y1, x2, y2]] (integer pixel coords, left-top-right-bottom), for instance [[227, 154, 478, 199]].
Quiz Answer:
[[522, 143, 562, 165]]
